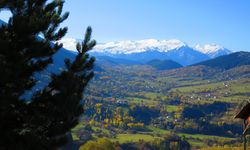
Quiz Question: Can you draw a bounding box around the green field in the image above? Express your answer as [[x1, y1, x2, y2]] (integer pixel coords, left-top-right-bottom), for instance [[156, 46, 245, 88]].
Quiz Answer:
[[112, 134, 159, 144]]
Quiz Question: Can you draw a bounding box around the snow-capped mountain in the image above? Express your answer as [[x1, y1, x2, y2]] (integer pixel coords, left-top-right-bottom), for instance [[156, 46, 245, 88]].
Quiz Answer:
[[58, 38, 82, 52], [194, 44, 232, 58], [58, 38, 232, 66], [94, 39, 186, 54], [59, 38, 187, 53]]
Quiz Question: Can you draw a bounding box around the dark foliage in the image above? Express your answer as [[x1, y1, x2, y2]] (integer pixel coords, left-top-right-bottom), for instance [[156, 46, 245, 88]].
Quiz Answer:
[[177, 120, 242, 137], [121, 134, 191, 150], [159, 134, 191, 150], [179, 102, 240, 137], [182, 107, 205, 119], [129, 106, 160, 125], [0, 0, 96, 149], [182, 102, 229, 119]]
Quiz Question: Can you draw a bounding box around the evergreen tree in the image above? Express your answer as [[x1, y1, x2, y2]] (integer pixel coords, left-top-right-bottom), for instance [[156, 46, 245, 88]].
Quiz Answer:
[[0, 0, 96, 149]]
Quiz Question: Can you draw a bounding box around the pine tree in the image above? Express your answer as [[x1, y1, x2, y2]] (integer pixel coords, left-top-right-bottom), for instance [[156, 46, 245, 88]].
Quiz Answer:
[[0, 0, 96, 149]]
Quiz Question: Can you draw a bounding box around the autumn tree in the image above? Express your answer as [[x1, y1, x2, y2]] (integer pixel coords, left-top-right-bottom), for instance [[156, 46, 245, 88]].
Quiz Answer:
[[79, 138, 117, 150]]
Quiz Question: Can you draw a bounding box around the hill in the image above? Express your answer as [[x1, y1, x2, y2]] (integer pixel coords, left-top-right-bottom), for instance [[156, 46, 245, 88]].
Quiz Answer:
[[194, 51, 250, 70], [146, 59, 183, 70]]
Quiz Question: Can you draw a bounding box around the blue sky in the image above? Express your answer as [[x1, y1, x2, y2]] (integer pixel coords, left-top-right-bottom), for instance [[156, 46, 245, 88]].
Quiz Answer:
[[1, 0, 250, 51]]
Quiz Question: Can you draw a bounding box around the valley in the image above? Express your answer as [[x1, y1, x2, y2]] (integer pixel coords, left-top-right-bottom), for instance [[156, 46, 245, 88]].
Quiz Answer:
[[1, 1, 249, 150], [69, 52, 250, 149]]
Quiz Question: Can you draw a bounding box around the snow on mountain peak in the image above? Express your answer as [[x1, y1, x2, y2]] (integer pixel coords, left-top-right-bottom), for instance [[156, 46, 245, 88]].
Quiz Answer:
[[194, 44, 225, 54], [58, 38, 80, 52], [94, 39, 186, 54], [58, 38, 230, 56]]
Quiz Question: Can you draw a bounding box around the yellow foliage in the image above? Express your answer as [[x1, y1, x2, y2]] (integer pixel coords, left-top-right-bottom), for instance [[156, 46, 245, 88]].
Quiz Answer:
[[89, 119, 95, 126], [104, 118, 109, 124], [96, 108, 101, 114], [127, 122, 144, 128], [79, 138, 115, 150], [95, 103, 102, 107]]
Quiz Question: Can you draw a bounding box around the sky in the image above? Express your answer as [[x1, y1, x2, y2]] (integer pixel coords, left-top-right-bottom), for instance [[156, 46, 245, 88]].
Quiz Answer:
[[0, 0, 250, 51]]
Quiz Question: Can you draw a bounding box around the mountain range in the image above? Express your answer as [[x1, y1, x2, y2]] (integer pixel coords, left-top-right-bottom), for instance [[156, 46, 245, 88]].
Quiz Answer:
[[2, 19, 248, 88], [47, 43, 250, 80], [24, 39, 249, 99], [59, 38, 232, 66]]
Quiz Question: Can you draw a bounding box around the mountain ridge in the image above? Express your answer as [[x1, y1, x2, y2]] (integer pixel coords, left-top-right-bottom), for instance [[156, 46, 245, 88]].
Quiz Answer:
[[59, 38, 232, 66], [193, 51, 250, 70], [59, 38, 231, 57]]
